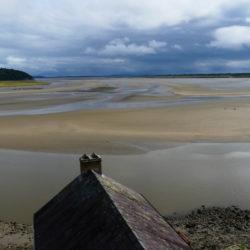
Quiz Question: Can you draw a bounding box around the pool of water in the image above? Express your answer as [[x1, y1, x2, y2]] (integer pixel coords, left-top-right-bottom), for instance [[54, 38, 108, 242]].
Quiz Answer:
[[1, 142, 250, 224]]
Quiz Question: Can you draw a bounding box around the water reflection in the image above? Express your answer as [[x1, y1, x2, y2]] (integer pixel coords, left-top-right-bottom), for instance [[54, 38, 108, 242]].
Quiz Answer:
[[0, 143, 250, 224]]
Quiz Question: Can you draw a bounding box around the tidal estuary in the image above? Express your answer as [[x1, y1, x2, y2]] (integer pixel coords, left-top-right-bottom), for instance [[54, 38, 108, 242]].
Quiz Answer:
[[0, 77, 250, 224]]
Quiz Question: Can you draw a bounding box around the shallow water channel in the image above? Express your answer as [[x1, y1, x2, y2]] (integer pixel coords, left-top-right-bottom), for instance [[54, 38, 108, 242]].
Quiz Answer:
[[0, 142, 250, 224], [1, 77, 250, 116]]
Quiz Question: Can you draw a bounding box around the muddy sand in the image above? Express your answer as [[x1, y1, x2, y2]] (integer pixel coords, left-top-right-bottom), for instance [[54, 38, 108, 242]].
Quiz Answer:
[[0, 78, 250, 154], [0, 97, 249, 154]]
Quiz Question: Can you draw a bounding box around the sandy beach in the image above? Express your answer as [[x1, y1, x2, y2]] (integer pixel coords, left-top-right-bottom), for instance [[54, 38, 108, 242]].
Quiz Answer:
[[0, 78, 250, 154]]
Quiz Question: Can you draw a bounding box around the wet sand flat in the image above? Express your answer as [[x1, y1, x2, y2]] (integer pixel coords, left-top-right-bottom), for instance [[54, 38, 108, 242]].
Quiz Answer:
[[0, 77, 250, 154], [0, 97, 250, 154]]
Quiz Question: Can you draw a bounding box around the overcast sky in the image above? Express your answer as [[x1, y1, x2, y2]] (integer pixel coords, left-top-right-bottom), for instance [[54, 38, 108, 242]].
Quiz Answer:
[[1, 0, 250, 76]]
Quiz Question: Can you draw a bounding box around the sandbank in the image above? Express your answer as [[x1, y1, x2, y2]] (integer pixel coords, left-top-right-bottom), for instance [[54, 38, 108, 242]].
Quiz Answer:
[[0, 96, 249, 154], [0, 77, 250, 154]]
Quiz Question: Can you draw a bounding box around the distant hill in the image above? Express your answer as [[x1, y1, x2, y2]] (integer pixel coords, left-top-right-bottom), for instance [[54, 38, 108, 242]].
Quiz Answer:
[[0, 68, 33, 80]]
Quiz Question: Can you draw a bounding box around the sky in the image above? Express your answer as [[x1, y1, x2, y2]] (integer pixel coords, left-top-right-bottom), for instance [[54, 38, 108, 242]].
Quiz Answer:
[[1, 0, 250, 76]]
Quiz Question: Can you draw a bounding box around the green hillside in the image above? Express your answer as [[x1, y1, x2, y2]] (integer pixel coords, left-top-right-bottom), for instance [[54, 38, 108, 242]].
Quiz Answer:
[[0, 68, 33, 80]]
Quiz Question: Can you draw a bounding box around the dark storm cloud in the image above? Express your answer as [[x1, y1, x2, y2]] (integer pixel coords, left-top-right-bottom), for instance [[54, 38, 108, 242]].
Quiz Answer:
[[1, 0, 250, 76]]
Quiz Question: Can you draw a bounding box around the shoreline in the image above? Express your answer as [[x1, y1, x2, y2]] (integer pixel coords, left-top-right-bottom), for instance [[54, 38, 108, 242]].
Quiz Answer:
[[166, 206, 250, 250], [1, 139, 250, 156]]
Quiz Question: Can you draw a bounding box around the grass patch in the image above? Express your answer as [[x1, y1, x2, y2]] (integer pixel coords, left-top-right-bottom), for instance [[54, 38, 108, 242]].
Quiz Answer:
[[0, 81, 50, 88]]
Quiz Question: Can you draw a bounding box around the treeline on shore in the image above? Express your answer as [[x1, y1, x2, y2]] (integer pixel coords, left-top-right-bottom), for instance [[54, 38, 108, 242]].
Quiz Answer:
[[147, 73, 250, 78], [0, 68, 33, 81]]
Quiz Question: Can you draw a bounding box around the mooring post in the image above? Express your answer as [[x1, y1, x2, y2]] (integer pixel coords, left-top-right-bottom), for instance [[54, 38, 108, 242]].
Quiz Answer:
[[79, 153, 102, 174]]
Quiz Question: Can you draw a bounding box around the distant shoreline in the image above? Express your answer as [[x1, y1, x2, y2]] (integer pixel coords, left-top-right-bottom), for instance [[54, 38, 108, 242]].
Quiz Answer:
[[35, 73, 250, 79], [146, 73, 250, 78]]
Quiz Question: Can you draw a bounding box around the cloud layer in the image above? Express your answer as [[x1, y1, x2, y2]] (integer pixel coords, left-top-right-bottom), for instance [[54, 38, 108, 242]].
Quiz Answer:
[[86, 38, 167, 56], [209, 26, 250, 49], [1, 0, 250, 75]]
